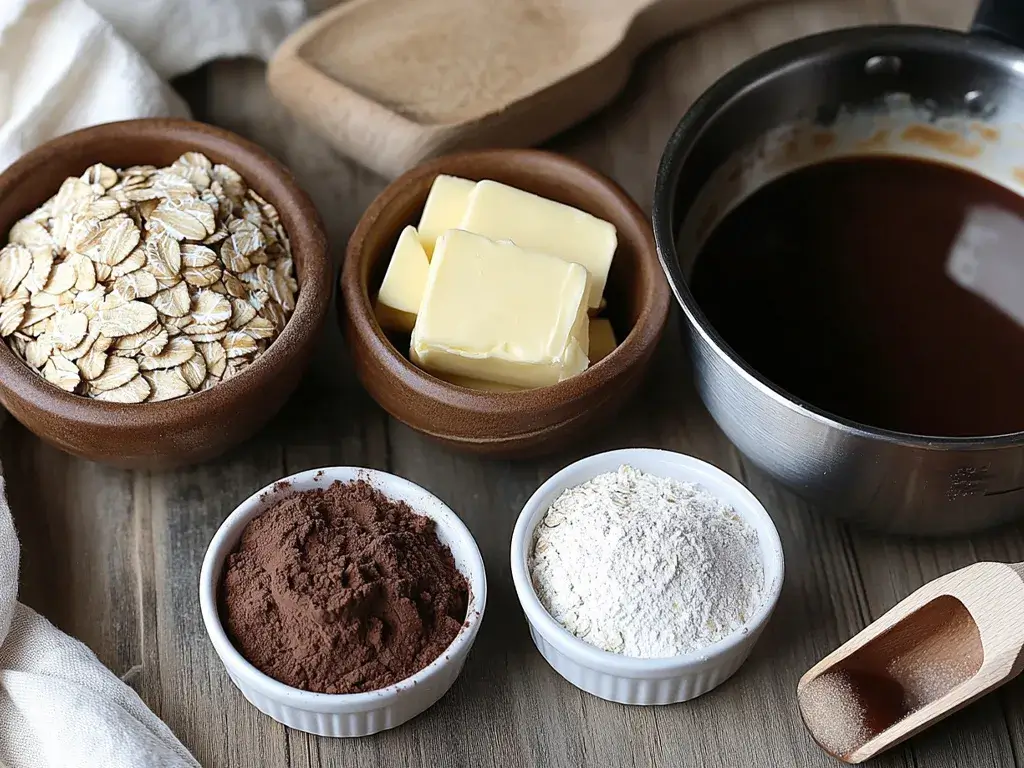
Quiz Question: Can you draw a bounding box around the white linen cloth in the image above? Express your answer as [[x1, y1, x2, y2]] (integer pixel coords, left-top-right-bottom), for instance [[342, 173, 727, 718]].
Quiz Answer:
[[0, 0, 303, 765], [0, 0, 305, 170]]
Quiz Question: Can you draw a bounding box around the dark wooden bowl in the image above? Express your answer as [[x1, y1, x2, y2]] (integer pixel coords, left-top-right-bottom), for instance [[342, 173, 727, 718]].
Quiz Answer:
[[341, 149, 670, 457], [0, 119, 331, 469]]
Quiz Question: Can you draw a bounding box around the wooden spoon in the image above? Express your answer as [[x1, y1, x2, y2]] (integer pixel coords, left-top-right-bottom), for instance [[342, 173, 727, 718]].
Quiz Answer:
[[797, 562, 1024, 764], [267, 0, 760, 178]]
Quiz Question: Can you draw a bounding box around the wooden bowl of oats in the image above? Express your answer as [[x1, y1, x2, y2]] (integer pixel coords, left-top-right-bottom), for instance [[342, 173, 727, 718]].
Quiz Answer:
[[0, 119, 330, 469]]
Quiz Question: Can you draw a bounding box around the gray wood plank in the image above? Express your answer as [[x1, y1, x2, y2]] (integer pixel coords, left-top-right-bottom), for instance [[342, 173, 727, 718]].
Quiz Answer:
[[892, 0, 974, 28], [2, 425, 140, 677], [971, 528, 1024, 767]]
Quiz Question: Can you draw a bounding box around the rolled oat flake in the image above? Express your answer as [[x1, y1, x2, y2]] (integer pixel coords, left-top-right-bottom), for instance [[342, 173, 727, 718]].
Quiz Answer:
[[529, 464, 764, 658]]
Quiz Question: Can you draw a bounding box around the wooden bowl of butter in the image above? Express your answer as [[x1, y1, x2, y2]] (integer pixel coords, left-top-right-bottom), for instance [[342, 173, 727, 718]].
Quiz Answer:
[[341, 149, 670, 457]]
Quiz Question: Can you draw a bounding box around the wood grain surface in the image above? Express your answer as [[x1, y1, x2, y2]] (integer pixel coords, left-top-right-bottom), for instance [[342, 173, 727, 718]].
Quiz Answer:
[[7, 0, 1023, 766]]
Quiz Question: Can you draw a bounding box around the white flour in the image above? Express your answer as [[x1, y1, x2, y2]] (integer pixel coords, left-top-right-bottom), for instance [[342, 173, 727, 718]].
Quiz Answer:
[[529, 465, 764, 658]]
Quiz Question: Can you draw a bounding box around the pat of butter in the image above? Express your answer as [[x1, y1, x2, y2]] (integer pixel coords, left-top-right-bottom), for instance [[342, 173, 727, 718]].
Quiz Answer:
[[458, 180, 616, 309], [375, 225, 429, 333], [411, 229, 590, 388], [417, 175, 476, 257], [589, 317, 618, 363]]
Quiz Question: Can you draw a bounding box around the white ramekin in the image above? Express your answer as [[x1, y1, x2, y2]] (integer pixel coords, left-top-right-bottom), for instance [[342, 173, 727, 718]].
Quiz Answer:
[[510, 448, 784, 705], [199, 466, 487, 737]]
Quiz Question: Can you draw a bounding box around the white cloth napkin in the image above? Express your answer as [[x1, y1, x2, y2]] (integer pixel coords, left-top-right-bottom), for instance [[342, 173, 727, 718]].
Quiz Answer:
[[0, 0, 305, 171], [0, 0, 303, 765]]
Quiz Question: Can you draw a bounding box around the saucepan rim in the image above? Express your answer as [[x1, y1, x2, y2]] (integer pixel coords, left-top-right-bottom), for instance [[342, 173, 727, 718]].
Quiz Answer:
[[653, 24, 1024, 451]]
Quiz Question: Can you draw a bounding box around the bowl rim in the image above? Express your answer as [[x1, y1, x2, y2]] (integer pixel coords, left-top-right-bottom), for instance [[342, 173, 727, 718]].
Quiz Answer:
[[341, 148, 671, 419], [0, 117, 331, 428], [198, 465, 488, 712], [510, 448, 785, 676]]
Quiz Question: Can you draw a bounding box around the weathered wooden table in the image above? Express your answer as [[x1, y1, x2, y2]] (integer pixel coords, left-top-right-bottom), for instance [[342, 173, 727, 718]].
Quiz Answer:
[[9, 0, 1024, 765]]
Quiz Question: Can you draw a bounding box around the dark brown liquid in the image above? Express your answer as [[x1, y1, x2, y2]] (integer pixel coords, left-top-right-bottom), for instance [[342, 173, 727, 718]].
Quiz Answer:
[[692, 156, 1024, 437]]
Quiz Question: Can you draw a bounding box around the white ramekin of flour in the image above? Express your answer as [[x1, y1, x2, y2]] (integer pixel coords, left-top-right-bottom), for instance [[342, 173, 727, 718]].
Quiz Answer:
[[510, 448, 784, 705]]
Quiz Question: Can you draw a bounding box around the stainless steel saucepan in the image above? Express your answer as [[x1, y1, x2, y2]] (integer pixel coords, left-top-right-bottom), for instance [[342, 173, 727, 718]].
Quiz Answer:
[[653, 0, 1024, 534]]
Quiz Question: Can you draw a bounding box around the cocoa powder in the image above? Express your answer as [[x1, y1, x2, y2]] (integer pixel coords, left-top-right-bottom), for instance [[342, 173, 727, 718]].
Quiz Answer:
[[220, 479, 469, 694]]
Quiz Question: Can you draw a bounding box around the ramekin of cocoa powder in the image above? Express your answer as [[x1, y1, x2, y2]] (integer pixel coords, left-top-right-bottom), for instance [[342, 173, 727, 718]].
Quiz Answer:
[[198, 467, 487, 738]]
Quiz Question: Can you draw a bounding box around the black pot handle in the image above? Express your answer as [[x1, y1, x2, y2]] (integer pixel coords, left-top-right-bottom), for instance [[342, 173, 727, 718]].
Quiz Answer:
[[973, 0, 1024, 49]]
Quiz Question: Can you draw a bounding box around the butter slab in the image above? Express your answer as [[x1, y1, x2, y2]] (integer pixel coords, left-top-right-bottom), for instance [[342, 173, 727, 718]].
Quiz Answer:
[[375, 225, 430, 333], [416, 175, 476, 257], [458, 179, 616, 308], [411, 229, 590, 388]]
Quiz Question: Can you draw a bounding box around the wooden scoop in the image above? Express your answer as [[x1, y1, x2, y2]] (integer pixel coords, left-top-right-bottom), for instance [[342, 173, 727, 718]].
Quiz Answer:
[[268, 0, 758, 178], [797, 562, 1024, 764]]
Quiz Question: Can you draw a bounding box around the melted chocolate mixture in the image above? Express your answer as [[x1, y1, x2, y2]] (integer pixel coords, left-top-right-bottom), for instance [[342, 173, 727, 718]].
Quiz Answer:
[[692, 156, 1024, 437]]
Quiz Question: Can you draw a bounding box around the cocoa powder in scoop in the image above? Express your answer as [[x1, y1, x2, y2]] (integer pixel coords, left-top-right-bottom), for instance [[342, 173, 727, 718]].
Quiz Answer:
[[220, 479, 469, 694]]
